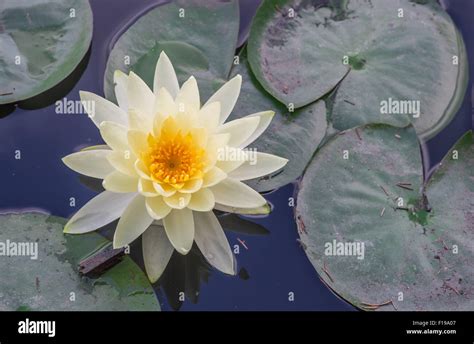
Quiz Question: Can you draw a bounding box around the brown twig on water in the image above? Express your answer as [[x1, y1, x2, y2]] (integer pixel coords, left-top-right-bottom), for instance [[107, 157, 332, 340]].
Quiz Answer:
[[79, 244, 126, 277], [442, 240, 449, 250], [396, 183, 414, 191], [344, 99, 355, 106], [322, 261, 334, 283], [379, 185, 389, 196], [360, 299, 394, 310], [296, 238, 307, 250], [355, 128, 362, 140], [436, 237, 449, 250], [296, 215, 307, 234], [443, 282, 461, 296], [237, 238, 248, 250]]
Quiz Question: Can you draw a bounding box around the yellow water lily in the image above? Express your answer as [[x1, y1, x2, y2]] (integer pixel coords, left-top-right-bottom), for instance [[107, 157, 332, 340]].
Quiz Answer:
[[62, 52, 287, 281]]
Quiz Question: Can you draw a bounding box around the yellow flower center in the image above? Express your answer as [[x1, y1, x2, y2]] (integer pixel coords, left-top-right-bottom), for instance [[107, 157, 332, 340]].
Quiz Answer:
[[143, 123, 205, 186]]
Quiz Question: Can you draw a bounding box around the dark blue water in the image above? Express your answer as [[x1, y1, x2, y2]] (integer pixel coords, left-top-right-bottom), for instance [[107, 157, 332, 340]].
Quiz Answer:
[[0, 0, 471, 311]]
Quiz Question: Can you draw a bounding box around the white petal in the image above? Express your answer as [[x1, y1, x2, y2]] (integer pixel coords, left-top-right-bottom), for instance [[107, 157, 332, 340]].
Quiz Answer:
[[127, 72, 155, 116], [228, 152, 288, 181], [163, 192, 191, 209], [142, 224, 174, 283], [206, 133, 231, 167], [138, 179, 158, 197], [202, 167, 227, 187], [135, 160, 152, 180], [114, 70, 129, 112], [210, 178, 266, 208], [238, 111, 275, 148], [175, 76, 200, 113], [99, 121, 128, 151], [128, 108, 153, 133], [103, 171, 138, 193], [81, 144, 110, 151], [215, 148, 248, 173], [127, 130, 148, 157], [216, 116, 260, 148], [79, 91, 128, 127], [62, 150, 113, 179], [179, 178, 203, 194], [163, 208, 194, 255], [188, 188, 215, 212], [207, 133, 231, 150], [107, 151, 137, 177], [204, 75, 241, 124], [214, 203, 271, 215], [113, 195, 153, 248], [64, 191, 135, 234], [154, 52, 180, 98], [153, 182, 177, 197], [188, 127, 207, 148], [194, 211, 235, 275], [197, 102, 220, 132], [154, 87, 177, 117], [145, 196, 172, 220]]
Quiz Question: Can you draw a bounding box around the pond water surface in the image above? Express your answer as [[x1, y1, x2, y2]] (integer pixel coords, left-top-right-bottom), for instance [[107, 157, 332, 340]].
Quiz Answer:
[[0, 0, 471, 311]]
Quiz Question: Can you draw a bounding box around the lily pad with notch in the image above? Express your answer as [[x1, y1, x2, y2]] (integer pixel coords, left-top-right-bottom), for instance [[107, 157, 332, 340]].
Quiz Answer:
[[296, 125, 473, 310], [248, 0, 468, 140]]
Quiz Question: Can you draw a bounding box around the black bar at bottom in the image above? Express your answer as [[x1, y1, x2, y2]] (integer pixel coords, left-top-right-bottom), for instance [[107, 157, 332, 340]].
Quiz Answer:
[[0, 311, 472, 343]]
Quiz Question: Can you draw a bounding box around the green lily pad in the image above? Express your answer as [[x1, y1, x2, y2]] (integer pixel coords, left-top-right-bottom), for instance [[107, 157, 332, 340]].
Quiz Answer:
[[131, 41, 210, 91], [0, 213, 160, 311], [227, 53, 328, 192], [0, 0, 93, 104], [296, 126, 473, 310], [248, 0, 468, 140], [104, 0, 239, 102]]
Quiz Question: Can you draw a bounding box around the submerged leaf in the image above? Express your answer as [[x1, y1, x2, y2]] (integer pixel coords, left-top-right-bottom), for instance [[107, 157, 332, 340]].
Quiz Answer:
[[104, 0, 240, 102]]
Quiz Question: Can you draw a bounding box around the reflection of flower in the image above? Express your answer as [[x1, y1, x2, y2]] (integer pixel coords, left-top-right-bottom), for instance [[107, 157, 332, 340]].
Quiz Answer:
[[62, 52, 287, 281]]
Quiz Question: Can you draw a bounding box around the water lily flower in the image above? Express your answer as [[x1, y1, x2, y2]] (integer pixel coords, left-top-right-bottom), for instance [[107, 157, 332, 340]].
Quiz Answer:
[[62, 52, 288, 281]]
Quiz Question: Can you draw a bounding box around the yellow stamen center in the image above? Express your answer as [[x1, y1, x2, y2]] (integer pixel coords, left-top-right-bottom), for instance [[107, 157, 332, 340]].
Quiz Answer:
[[143, 122, 205, 186]]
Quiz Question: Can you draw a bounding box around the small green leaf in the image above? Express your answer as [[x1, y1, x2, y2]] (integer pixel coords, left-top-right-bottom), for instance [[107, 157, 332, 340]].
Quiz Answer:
[[131, 41, 210, 90]]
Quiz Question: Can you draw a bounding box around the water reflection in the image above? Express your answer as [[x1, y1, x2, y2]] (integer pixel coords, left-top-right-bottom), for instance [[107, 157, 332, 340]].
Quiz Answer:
[[154, 214, 268, 310], [79, 175, 105, 193], [0, 104, 16, 118], [158, 245, 212, 310], [95, 207, 270, 311]]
